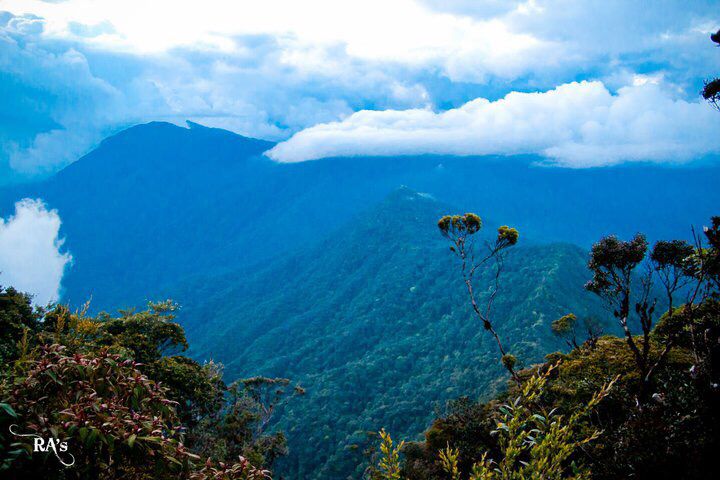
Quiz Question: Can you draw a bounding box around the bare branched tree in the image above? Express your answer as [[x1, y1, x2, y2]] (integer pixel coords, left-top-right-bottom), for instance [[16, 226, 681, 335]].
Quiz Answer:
[[438, 214, 520, 383]]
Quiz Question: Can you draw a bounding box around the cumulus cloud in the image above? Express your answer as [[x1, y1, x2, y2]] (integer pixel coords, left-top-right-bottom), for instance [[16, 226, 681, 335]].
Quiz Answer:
[[0, 199, 72, 305], [267, 80, 720, 167]]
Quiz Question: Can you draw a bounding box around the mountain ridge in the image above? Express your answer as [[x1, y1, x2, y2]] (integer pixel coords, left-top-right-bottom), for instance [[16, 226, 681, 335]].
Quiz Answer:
[[2, 120, 718, 313], [169, 186, 609, 479]]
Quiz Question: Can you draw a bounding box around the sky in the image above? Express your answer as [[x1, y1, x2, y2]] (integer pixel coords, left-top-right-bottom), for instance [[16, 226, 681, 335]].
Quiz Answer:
[[0, 0, 719, 181]]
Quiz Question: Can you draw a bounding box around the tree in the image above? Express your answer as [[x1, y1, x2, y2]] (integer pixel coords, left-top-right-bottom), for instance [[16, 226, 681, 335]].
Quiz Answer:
[[438, 214, 520, 382], [0, 287, 41, 364], [190, 376, 303, 470], [551, 313, 602, 351], [702, 29, 720, 110], [584, 230, 711, 404]]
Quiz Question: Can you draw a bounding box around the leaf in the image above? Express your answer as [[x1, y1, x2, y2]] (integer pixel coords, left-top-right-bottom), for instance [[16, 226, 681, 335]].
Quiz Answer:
[[128, 434, 137, 448], [45, 370, 63, 385], [0, 403, 17, 418], [86, 428, 99, 446]]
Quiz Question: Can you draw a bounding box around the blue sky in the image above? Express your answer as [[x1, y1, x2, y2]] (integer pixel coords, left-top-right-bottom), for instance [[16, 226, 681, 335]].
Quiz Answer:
[[1, 0, 719, 182]]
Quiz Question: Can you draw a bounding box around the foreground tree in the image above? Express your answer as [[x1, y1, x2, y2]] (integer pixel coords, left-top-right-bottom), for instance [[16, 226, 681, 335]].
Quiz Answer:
[[438, 214, 520, 382], [401, 212, 720, 479], [0, 287, 41, 363], [583, 232, 708, 403]]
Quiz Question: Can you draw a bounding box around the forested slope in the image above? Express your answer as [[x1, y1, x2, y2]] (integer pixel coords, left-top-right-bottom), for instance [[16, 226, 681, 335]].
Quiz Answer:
[[172, 188, 610, 479]]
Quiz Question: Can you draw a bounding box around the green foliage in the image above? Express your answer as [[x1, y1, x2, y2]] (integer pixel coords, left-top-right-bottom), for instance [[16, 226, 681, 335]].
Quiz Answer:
[[550, 314, 601, 350], [703, 216, 720, 289], [0, 401, 23, 473], [438, 444, 460, 480], [192, 376, 300, 469], [551, 314, 577, 338], [500, 354, 516, 371], [370, 429, 405, 480], [0, 299, 294, 479], [649, 239, 694, 271], [0, 287, 41, 364], [585, 234, 648, 296], [94, 300, 189, 363], [450, 366, 615, 480], [437, 214, 482, 238], [382, 368, 615, 480], [409, 313, 720, 480], [151, 356, 226, 426]]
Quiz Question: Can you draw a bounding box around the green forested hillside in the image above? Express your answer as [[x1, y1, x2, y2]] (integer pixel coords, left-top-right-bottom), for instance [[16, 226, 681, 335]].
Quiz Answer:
[[172, 188, 610, 479]]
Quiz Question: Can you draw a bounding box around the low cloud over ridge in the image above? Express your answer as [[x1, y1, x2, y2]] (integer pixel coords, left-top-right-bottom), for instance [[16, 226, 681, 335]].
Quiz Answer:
[[267, 80, 720, 167], [0, 199, 72, 305]]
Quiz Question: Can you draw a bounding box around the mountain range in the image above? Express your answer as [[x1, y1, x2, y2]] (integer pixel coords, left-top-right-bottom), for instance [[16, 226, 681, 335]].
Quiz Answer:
[[1, 121, 718, 478], [2, 121, 719, 312]]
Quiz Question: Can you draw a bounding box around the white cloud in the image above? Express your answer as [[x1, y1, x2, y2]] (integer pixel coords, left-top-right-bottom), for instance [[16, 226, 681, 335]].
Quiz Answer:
[[7, 127, 105, 175], [0, 199, 72, 305], [3, 0, 715, 85], [267, 80, 720, 167], [0, 0, 564, 82]]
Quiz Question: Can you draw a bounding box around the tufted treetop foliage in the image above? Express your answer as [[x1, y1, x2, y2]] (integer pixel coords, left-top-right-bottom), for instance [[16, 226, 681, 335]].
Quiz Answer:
[[551, 313, 578, 336], [585, 234, 648, 294], [650, 240, 694, 270], [437, 213, 482, 239], [496, 226, 519, 248]]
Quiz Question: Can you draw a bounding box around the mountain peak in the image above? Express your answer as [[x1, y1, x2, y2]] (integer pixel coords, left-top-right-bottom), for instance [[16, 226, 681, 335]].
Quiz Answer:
[[55, 121, 276, 180], [103, 121, 274, 150], [337, 186, 448, 246], [383, 185, 438, 206]]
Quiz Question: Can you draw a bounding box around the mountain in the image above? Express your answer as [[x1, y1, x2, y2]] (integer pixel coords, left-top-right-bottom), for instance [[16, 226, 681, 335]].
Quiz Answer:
[[170, 187, 611, 479], [2, 122, 719, 312], [1, 122, 716, 478]]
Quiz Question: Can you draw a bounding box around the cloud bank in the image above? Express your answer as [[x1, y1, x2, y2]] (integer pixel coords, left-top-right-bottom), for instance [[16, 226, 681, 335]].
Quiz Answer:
[[0, 1, 718, 176], [267, 80, 720, 167], [0, 199, 72, 305]]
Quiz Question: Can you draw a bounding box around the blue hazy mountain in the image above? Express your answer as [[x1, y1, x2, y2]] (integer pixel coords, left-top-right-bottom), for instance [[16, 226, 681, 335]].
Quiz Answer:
[[1, 121, 718, 313]]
